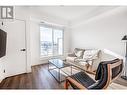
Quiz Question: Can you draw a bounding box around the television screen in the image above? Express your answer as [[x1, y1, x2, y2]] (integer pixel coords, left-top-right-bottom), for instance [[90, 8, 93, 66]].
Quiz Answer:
[[0, 29, 7, 58]]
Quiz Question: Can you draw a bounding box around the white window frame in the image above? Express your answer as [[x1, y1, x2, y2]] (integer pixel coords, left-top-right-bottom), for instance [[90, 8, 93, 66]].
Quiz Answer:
[[39, 23, 64, 58]]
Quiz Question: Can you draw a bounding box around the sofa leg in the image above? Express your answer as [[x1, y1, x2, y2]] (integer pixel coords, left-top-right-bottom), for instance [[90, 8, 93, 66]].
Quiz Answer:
[[64, 79, 70, 89]]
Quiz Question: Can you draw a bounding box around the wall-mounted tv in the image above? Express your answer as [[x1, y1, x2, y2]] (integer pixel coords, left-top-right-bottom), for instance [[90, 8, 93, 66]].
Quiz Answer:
[[0, 29, 7, 58]]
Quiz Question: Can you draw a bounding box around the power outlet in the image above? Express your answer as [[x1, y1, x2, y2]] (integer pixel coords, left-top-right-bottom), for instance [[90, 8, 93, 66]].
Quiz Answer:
[[3, 69, 5, 73]]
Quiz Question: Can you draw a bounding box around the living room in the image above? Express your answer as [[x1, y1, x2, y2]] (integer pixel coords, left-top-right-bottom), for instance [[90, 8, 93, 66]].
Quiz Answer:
[[0, 6, 127, 89]]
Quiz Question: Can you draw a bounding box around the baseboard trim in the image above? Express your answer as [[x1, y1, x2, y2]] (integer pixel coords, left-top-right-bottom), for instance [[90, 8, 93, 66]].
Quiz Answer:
[[5, 72, 32, 79], [31, 63, 48, 67]]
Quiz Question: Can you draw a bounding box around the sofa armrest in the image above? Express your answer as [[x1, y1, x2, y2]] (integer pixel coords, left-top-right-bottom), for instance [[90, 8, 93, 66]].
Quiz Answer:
[[75, 58, 94, 62]]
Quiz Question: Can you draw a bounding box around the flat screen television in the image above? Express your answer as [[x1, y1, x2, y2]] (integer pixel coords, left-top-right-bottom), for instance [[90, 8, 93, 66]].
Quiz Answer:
[[0, 29, 7, 58]]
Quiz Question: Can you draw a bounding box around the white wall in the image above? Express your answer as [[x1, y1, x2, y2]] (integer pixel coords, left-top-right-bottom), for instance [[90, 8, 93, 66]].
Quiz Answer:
[[29, 11, 70, 66], [1, 6, 126, 82], [70, 7, 127, 58], [0, 6, 71, 82], [0, 7, 31, 81]]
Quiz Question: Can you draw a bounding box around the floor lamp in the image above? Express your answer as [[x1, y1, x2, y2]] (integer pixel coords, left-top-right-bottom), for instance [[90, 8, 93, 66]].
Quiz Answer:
[[121, 35, 127, 80]]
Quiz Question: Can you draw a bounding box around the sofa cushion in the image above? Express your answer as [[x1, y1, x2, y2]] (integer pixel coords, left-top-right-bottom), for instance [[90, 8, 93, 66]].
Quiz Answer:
[[74, 48, 85, 58], [83, 50, 100, 60], [66, 56, 77, 63]]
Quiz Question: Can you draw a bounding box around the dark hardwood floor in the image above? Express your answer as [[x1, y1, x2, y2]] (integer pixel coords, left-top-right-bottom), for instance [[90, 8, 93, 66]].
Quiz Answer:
[[0, 64, 63, 89], [0, 64, 127, 89]]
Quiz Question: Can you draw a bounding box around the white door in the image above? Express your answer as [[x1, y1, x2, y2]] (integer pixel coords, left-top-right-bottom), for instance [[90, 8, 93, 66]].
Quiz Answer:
[[3, 20, 26, 77]]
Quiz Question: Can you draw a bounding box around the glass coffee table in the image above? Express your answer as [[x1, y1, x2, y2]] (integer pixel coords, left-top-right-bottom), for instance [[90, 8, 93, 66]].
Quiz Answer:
[[48, 59, 73, 83]]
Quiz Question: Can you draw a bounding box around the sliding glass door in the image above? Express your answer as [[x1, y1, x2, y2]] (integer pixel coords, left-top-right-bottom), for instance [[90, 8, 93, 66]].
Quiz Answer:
[[40, 25, 63, 57]]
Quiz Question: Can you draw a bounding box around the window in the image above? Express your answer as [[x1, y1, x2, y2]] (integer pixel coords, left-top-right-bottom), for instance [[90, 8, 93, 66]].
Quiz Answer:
[[40, 25, 63, 57]]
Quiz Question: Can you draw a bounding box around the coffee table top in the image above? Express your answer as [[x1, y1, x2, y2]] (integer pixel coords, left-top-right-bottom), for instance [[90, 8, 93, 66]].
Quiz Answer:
[[48, 59, 71, 69]]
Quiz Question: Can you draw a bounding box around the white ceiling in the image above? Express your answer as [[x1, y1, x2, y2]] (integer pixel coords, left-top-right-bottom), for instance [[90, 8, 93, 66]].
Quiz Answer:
[[28, 6, 118, 23]]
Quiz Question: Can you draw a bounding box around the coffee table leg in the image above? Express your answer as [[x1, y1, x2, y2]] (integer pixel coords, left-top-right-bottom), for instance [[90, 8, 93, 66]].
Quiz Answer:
[[48, 61, 49, 70], [59, 69, 60, 83]]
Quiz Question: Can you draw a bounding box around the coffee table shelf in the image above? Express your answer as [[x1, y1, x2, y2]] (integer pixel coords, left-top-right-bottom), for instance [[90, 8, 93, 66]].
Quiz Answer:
[[48, 59, 72, 83]]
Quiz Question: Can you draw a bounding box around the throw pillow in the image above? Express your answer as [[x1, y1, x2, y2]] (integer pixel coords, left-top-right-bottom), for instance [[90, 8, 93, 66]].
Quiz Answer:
[[83, 50, 100, 60], [75, 50, 83, 57], [74, 48, 85, 57]]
